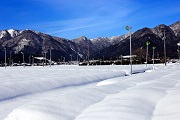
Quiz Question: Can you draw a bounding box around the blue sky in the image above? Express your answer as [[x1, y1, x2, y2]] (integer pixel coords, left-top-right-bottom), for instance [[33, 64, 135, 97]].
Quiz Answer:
[[0, 0, 180, 39]]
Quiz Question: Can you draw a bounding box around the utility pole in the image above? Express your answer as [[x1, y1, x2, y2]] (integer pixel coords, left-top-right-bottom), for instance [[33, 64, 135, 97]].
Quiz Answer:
[[152, 46, 156, 69], [70, 54, 72, 65], [177, 42, 180, 61], [32, 55, 34, 66], [177, 49, 180, 61], [9, 51, 12, 66], [42, 40, 45, 67], [162, 31, 167, 66], [77, 54, 79, 64], [125, 26, 132, 75], [45, 51, 47, 66], [21, 52, 25, 67], [4, 47, 7, 69], [121, 55, 123, 65], [50, 47, 52, 67], [43, 52, 45, 67], [29, 55, 31, 65], [87, 40, 90, 65], [146, 41, 150, 67]]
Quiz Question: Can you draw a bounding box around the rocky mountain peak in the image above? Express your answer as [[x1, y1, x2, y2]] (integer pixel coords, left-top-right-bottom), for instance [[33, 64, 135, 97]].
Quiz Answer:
[[170, 20, 180, 36], [72, 36, 90, 45], [152, 24, 175, 38], [0, 30, 12, 42], [132, 27, 153, 39], [7, 29, 20, 38]]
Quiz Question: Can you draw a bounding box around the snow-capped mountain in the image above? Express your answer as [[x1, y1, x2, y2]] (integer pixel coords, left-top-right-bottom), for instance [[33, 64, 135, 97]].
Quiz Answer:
[[72, 35, 128, 56], [0, 20, 180, 62], [91, 35, 128, 52], [72, 36, 94, 57], [96, 21, 180, 59], [0, 29, 20, 40], [169, 21, 180, 36], [0, 30, 87, 62], [7, 29, 21, 38], [0, 30, 12, 42], [0, 29, 133, 61]]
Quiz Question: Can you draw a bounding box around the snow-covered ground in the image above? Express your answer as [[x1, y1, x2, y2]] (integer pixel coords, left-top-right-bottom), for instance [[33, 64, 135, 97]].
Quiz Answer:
[[0, 64, 180, 120]]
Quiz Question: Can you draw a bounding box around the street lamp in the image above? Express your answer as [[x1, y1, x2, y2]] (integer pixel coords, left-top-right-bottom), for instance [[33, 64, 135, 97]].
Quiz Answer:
[[125, 26, 132, 75], [29, 55, 31, 65], [77, 53, 79, 64], [177, 42, 180, 61], [49, 47, 52, 67], [32, 55, 34, 66], [45, 51, 47, 66], [152, 46, 156, 69], [42, 51, 45, 67], [87, 40, 90, 65], [162, 31, 167, 66], [9, 51, 12, 66], [70, 54, 72, 64], [177, 49, 180, 61], [121, 55, 123, 65], [145, 41, 150, 67], [4, 47, 7, 69], [21, 52, 25, 67]]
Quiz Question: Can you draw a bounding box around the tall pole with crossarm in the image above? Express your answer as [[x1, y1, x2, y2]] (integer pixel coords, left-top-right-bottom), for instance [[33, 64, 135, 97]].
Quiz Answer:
[[125, 26, 132, 75]]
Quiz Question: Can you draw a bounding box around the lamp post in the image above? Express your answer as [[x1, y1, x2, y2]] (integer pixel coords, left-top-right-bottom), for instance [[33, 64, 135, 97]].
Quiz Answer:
[[32, 55, 34, 66], [4, 47, 7, 69], [77, 53, 79, 64], [177, 42, 180, 61], [87, 40, 90, 65], [9, 51, 12, 66], [125, 26, 132, 75], [21, 52, 25, 67], [70, 54, 72, 64], [42, 51, 44, 67], [29, 55, 31, 65], [162, 31, 167, 66], [121, 55, 123, 65], [50, 47, 52, 67], [145, 41, 150, 67], [177, 49, 180, 61], [45, 51, 47, 66], [152, 46, 156, 69]]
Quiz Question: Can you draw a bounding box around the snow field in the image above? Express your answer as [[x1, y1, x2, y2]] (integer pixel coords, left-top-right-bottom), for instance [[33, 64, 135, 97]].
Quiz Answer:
[[1, 64, 180, 120]]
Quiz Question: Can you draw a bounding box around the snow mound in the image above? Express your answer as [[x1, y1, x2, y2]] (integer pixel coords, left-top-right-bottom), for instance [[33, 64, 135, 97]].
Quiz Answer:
[[0, 66, 126, 101]]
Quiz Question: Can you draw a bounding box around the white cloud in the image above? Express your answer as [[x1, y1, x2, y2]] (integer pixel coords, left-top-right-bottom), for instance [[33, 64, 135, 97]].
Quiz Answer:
[[28, 0, 139, 39]]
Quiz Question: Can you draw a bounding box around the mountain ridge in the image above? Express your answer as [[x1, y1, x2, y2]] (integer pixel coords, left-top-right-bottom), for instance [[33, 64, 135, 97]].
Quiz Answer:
[[0, 20, 180, 63]]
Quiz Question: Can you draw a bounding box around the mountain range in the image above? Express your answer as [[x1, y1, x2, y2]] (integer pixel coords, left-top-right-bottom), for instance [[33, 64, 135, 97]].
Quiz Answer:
[[0, 20, 180, 63]]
